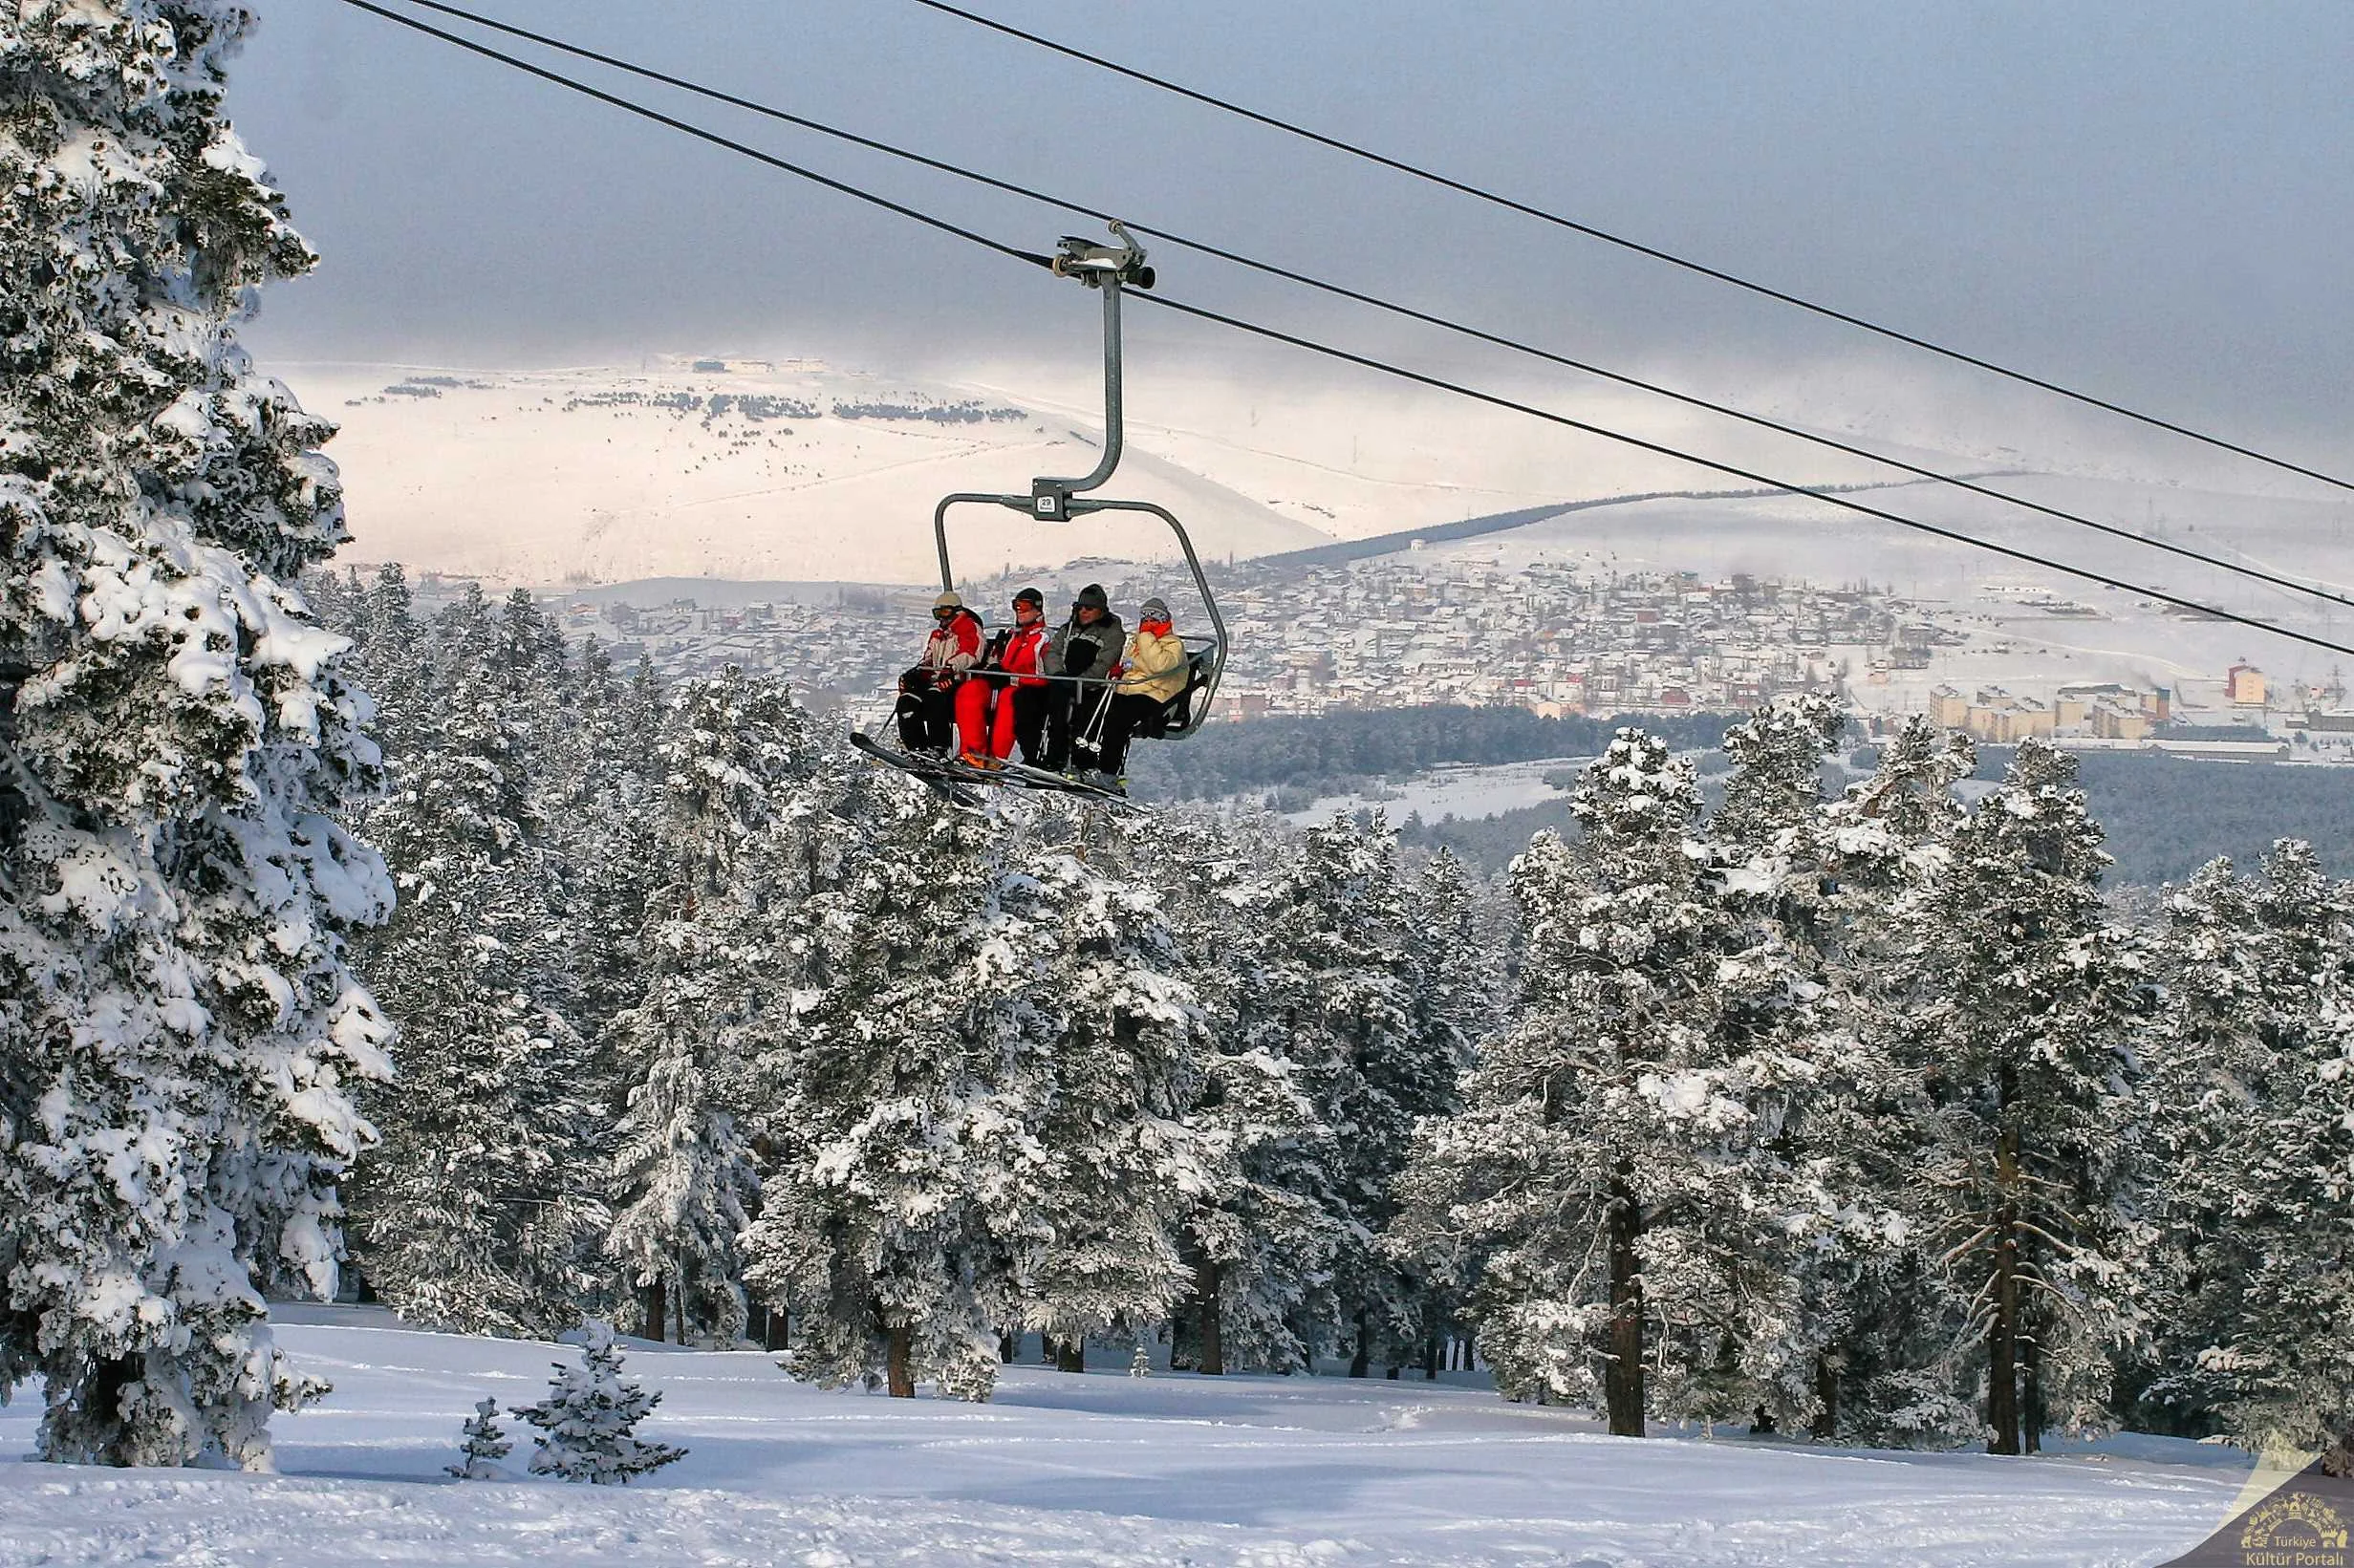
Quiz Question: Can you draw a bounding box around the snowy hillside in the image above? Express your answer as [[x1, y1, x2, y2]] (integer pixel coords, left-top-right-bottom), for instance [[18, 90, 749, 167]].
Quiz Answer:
[[294, 357, 1356, 586], [0, 1309, 2261, 1567], [300, 351, 2354, 698]]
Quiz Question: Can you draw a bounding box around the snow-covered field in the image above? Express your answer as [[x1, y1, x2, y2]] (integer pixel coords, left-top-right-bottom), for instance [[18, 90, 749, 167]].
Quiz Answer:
[[1291, 757, 1586, 827], [0, 1307, 2263, 1566]]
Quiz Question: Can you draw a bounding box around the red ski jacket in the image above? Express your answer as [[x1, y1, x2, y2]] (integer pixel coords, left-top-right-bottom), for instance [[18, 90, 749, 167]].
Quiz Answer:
[[918, 608, 984, 675], [997, 622, 1049, 687]]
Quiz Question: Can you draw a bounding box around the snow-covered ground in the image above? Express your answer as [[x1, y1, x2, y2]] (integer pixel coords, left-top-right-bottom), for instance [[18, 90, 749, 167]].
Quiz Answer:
[[1290, 757, 1587, 827], [0, 1307, 2264, 1565], [293, 358, 1341, 588]]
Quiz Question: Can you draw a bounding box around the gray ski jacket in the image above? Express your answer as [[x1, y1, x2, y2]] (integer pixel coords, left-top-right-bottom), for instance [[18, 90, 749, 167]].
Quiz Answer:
[[1047, 612, 1123, 684]]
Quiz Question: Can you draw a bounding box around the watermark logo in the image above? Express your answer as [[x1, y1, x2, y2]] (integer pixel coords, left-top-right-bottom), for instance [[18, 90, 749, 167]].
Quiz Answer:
[[2164, 1458, 2354, 1568], [2237, 1492, 2348, 1567]]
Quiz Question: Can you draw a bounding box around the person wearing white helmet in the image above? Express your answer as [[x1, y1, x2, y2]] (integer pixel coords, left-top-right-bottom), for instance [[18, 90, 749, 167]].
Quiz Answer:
[[895, 590, 983, 753]]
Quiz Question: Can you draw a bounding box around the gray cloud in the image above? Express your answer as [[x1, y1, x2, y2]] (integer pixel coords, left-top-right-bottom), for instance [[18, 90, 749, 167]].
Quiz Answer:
[[231, 0, 2353, 473]]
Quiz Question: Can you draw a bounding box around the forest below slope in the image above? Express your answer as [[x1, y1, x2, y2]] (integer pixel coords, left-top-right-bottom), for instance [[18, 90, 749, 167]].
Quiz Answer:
[[1134, 705, 2354, 887]]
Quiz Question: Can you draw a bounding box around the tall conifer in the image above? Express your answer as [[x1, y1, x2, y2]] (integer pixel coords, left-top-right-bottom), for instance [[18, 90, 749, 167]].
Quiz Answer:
[[1, 0, 391, 1465]]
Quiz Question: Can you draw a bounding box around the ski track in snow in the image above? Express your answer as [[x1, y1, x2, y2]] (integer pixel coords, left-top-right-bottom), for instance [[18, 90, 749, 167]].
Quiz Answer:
[[0, 1309, 2253, 1566]]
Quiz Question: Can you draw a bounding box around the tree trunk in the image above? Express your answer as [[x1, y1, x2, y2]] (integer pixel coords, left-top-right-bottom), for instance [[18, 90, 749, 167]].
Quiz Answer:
[[1606, 1171, 1646, 1437], [84, 1353, 141, 1465], [644, 1275, 668, 1344], [999, 1330, 1018, 1364], [764, 1305, 789, 1352], [1054, 1338, 1086, 1374], [1349, 1308, 1371, 1378], [673, 1250, 689, 1345], [2021, 1323, 2044, 1455], [1810, 1350, 1840, 1441], [1422, 1303, 1442, 1382], [886, 1321, 916, 1398], [1197, 1256, 1225, 1376], [1987, 1090, 2023, 1455]]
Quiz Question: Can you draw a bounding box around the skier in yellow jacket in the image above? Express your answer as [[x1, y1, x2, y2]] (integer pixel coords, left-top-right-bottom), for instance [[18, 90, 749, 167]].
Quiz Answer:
[[1094, 595, 1189, 792]]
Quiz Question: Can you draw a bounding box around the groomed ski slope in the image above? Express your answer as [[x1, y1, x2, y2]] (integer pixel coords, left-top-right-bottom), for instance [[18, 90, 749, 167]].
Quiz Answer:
[[0, 1307, 2256, 1567]]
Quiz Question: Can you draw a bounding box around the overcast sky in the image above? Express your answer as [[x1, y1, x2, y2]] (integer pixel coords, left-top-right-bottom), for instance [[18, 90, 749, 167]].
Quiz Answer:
[[227, 1, 2353, 476]]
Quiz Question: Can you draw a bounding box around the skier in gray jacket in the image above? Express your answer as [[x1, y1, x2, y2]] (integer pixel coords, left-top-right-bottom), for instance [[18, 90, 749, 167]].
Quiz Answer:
[[1041, 582, 1123, 773]]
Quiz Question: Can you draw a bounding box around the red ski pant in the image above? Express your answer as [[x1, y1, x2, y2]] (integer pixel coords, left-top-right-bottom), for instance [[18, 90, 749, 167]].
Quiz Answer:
[[955, 679, 1049, 761]]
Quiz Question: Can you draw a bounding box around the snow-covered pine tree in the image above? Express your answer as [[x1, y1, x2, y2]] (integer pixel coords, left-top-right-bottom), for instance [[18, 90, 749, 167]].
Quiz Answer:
[[1791, 716, 1981, 1445], [445, 1397, 511, 1479], [742, 773, 1018, 1398], [1255, 813, 1459, 1376], [1403, 849, 1499, 1089], [549, 635, 661, 1067], [983, 836, 1212, 1373], [1653, 695, 1856, 1432], [0, 0, 393, 1466], [1388, 848, 1496, 1381], [347, 564, 424, 760], [1113, 806, 1340, 1376], [1897, 739, 2149, 1454], [341, 592, 602, 1336], [607, 669, 806, 1345], [517, 1319, 685, 1483], [1395, 729, 1725, 1435], [2146, 842, 2354, 1464]]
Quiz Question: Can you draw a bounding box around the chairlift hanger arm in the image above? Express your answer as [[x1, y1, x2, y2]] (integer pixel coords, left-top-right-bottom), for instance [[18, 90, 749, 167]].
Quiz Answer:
[[1032, 223, 1153, 514]]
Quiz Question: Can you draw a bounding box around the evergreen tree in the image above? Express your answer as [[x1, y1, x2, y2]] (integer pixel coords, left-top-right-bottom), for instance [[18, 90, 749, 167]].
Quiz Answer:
[[2147, 843, 2354, 1464], [986, 840, 1212, 1366], [445, 1397, 512, 1480], [1398, 730, 1723, 1434], [1387, 848, 1496, 1381], [1898, 739, 2150, 1453], [1116, 807, 1339, 1375], [517, 1319, 685, 1484], [551, 636, 661, 1060], [1651, 696, 1853, 1432], [342, 596, 601, 1336], [1253, 814, 1461, 1375], [1, 0, 392, 1466], [1792, 717, 1981, 1445], [741, 772, 1017, 1399], [607, 670, 806, 1345]]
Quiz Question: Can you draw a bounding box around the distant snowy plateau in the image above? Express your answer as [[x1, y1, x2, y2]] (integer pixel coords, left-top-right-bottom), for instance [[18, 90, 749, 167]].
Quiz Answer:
[[299, 354, 2354, 693], [0, 1309, 2269, 1566]]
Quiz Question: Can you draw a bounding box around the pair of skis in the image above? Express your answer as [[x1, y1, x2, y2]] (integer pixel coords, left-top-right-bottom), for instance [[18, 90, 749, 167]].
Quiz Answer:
[[850, 732, 1136, 811]]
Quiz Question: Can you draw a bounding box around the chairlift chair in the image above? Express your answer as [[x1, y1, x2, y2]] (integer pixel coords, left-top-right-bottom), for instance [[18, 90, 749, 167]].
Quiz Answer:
[[858, 226, 1229, 803]]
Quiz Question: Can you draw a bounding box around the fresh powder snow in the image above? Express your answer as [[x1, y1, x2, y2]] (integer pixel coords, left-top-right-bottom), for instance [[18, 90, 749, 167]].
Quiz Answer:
[[0, 1306, 2259, 1566]]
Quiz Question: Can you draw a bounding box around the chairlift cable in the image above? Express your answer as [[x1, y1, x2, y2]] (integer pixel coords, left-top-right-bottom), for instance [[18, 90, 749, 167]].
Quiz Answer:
[[330, 0, 1054, 274], [1134, 291, 2354, 662], [327, 0, 2354, 664], [904, 0, 2354, 498], [354, 0, 2354, 618]]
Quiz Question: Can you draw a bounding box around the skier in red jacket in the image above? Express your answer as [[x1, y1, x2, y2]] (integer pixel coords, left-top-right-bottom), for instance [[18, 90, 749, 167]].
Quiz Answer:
[[896, 591, 983, 753], [955, 586, 1052, 765]]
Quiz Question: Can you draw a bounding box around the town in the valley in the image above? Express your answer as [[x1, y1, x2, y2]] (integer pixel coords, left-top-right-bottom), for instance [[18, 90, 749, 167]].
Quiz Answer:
[[374, 550, 2354, 761]]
